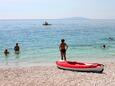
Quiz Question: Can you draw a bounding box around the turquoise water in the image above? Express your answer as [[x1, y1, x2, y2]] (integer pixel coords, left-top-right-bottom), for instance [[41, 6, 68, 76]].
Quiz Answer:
[[0, 19, 115, 66]]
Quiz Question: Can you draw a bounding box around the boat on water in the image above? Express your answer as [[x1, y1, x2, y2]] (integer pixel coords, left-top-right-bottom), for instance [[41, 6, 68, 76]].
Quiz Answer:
[[42, 21, 51, 26], [56, 60, 104, 73]]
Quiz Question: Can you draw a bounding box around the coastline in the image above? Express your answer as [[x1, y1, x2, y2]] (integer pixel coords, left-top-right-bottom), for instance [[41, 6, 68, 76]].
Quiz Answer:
[[1, 57, 115, 69], [0, 62, 115, 86]]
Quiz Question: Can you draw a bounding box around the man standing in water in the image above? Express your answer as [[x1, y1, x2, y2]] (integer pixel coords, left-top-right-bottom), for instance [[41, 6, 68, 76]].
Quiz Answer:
[[59, 39, 68, 61], [14, 43, 20, 54]]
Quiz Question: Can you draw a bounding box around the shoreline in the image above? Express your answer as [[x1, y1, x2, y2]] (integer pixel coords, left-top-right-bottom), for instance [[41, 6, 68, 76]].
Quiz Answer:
[[0, 58, 115, 69], [1, 57, 115, 68]]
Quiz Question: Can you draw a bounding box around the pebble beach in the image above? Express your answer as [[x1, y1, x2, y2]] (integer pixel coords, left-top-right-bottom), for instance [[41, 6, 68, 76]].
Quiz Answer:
[[0, 62, 115, 86]]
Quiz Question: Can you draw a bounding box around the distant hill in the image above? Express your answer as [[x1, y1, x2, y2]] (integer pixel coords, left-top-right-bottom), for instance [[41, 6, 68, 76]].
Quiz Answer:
[[63, 17, 89, 20]]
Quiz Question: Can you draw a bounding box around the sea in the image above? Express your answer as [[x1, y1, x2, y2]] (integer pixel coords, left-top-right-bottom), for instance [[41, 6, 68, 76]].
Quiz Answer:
[[0, 19, 115, 67]]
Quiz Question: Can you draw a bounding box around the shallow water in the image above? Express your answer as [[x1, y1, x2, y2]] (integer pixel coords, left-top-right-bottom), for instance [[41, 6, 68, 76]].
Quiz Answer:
[[0, 19, 115, 66]]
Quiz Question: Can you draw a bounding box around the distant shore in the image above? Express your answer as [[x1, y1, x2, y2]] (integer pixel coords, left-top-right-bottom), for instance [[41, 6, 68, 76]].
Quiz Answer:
[[0, 62, 115, 86]]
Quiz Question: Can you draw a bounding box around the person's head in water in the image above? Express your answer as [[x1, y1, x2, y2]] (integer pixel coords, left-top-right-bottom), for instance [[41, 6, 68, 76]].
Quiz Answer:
[[4, 49, 9, 55], [103, 44, 106, 48], [61, 39, 65, 43]]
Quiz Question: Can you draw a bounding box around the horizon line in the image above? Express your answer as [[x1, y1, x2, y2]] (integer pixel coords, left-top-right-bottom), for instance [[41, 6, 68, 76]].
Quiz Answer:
[[0, 17, 115, 20]]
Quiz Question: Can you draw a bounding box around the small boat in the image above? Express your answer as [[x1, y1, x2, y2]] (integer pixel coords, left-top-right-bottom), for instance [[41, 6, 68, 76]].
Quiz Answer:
[[42, 21, 51, 26], [56, 60, 104, 73]]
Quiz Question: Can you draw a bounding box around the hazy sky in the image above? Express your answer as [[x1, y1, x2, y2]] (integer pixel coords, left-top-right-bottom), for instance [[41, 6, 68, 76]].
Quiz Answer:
[[0, 0, 115, 19]]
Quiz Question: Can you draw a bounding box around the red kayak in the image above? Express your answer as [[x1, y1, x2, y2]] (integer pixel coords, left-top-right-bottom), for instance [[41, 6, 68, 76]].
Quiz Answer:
[[56, 60, 104, 73]]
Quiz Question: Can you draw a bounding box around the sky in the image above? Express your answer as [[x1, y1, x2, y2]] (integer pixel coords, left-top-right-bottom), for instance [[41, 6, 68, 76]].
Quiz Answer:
[[0, 0, 115, 19]]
